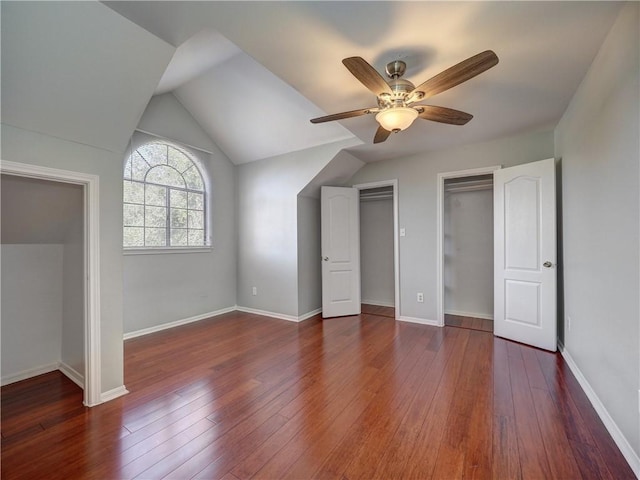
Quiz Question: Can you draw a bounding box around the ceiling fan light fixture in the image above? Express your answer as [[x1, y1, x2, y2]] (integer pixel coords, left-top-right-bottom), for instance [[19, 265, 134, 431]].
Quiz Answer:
[[375, 107, 418, 133]]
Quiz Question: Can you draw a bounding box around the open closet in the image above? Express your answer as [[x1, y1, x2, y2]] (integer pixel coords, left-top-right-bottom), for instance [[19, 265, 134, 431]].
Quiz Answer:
[[1, 174, 85, 390], [359, 185, 395, 318], [443, 174, 494, 332]]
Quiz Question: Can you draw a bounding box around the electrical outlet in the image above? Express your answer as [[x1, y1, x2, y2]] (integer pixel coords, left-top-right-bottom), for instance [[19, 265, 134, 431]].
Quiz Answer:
[[400, 228, 406, 237], [567, 316, 572, 331], [417, 292, 424, 303], [252, 286, 257, 296]]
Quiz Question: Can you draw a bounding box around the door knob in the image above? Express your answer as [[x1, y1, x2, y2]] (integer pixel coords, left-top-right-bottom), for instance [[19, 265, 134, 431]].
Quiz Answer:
[[543, 261, 554, 268]]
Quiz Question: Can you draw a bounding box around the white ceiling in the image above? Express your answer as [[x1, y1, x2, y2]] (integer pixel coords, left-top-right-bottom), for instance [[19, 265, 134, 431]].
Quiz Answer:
[[104, 2, 621, 163], [2, 1, 174, 154]]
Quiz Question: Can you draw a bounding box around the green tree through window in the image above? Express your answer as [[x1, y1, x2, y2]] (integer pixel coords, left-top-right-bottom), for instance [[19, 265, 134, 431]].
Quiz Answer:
[[123, 142, 207, 248]]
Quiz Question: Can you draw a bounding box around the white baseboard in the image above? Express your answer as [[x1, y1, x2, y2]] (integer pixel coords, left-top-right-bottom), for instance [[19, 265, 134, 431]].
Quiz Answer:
[[298, 308, 322, 321], [99, 385, 129, 404], [559, 343, 640, 477], [236, 306, 301, 323], [59, 361, 84, 389], [397, 316, 441, 327], [445, 309, 494, 320], [124, 306, 237, 340], [1, 362, 59, 386], [362, 299, 395, 308]]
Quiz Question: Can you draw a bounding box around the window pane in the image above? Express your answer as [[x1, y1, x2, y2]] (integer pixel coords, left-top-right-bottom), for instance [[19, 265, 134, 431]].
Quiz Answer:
[[145, 184, 166, 207], [188, 210, 204, 229], [188, 192, 204, 210], [124, 227, 144, 247], [171, 208, 187, 228], [170, 228, 188, 246], [145, 205, 167, 227], [146, 165, 185, 188], [188, 229, 204, 246], [170, 189, 187, 208], [138, 143, 167, 167], [124, 159, 132, 180], [124, 203, 144, 226], [124, 181, 144, 204], [131, 152, 149, 181], [183, 166, 204, 190], [145, 227, 166, 246], [168, 147, 194, 173]]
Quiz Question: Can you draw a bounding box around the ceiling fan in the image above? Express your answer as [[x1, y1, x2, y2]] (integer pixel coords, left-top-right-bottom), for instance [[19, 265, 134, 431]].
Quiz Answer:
[[310, 50, 499, 144]]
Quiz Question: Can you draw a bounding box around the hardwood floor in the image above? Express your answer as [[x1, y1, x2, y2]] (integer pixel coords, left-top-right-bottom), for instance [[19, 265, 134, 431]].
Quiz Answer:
[[1, 310, 634, 479], [445, 313, 494, 333]]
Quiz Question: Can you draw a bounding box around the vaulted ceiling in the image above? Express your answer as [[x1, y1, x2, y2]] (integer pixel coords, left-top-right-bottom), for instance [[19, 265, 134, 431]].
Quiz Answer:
[[2, 2, 624, 165]]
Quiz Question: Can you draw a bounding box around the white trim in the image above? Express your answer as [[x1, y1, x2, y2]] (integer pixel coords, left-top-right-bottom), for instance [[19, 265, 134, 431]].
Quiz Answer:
[[298, 308, 322, 321], [444, 310, 494, 321], [0, 363, 59, 386], [236, 306, 301, 323], [436, 165, 501, 328], [362, 299, 396, 308], [124, 306, 237, 340], [353, 179, 400, 321], [100, 385, 129, 403], [59, 362, 85, 389], [1, 160, 102, 407], [123, 247, 212, 256], [397, 316, 440, 327], [559, 342, 640, 477]]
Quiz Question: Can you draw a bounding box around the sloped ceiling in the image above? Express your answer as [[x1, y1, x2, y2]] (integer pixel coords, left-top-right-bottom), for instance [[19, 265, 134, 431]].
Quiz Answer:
[[1, 1, 174, 154], [104, 1, 623, 164], [1, 175, 83, 244]]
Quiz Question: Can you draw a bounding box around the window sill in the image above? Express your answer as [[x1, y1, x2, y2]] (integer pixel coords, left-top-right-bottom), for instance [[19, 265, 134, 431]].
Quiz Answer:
[[123, 247, 212, 256]]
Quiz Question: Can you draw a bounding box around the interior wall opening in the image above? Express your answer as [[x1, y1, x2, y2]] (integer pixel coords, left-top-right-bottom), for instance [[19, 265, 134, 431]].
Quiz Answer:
[[443, 174, 494, 332], [359, 185, 395, 319], [1, 174, 85, 402]]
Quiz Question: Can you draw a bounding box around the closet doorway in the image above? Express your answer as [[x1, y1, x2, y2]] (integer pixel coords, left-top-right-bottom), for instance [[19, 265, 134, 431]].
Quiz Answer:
[[0, 161, 101, 406], [436, 166, 500, 331], [355, 180, 399, 320]]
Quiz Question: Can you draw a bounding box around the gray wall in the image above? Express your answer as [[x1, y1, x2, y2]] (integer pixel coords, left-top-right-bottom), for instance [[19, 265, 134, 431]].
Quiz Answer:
[[236, 139, 359, 318], [555, 2, 639, 458], [61, 204, 85, 377], [297, 195, 322, 316], [1, 245, 64, 381], [349, 129, 554, 321], [444, 188, 493, 318], [360, 197, 395, 306], [123, 96, 237, 334]]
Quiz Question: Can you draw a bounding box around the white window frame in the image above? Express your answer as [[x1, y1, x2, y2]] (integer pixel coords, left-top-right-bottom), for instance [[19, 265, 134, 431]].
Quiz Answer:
[[123, 140, 211, 254]]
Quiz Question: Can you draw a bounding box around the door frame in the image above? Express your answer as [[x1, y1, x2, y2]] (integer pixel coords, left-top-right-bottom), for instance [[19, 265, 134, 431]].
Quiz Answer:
[[1, 160, 102, 406], [436, 166, 501, 327], [353, 179, 400, 319]]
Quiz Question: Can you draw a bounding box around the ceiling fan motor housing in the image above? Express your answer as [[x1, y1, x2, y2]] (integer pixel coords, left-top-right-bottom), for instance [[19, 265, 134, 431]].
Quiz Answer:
[[378, 77, 415, 108]]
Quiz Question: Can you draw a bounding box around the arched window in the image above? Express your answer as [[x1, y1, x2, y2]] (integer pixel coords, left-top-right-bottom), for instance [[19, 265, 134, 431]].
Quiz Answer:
[[123, 142, 208, 248]]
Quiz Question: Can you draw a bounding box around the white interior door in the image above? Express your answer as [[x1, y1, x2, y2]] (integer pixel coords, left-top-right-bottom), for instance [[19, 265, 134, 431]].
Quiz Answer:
[[321, 186, 361, 318], [494, 158, 557, 351]]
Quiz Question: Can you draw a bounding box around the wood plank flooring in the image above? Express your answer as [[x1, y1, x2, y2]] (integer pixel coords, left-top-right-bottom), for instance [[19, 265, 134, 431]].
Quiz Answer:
[[1, 310, 634, 479], [445, 313, 494, 333]]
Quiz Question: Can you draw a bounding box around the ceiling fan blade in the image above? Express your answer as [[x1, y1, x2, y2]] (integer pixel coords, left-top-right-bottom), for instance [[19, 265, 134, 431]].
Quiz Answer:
[[310, 107, 377, 124], [342, 57, 393, 97], [415, 105, 473, 125], [410, 50, 498, 100], [373, 125, 392, 144]]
